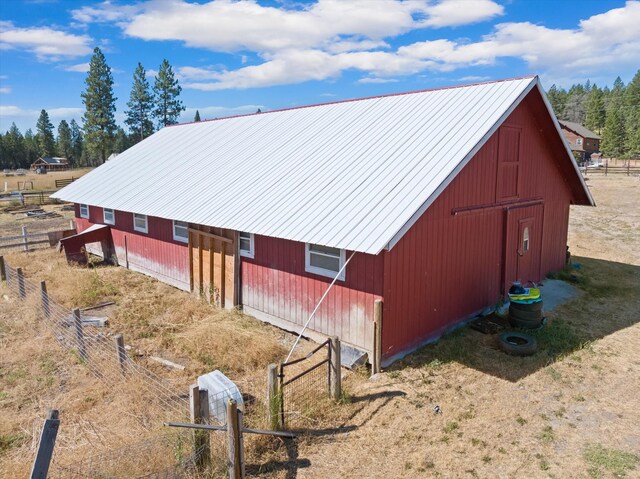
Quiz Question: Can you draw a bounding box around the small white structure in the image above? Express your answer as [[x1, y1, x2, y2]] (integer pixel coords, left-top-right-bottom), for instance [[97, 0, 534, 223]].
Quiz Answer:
[[197, 370, 243, 423]]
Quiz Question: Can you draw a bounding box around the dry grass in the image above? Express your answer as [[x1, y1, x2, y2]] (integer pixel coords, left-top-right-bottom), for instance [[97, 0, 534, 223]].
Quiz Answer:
[[2, 168, 93, 192]]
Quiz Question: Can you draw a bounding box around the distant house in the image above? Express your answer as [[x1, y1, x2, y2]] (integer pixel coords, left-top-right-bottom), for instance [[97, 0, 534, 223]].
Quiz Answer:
[[31, 156, 70, 171], [558, 121, 601, 162], [53, 76, 593, 366]]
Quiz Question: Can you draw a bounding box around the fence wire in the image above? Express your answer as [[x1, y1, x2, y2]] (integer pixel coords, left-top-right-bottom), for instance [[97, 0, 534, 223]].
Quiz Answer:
[[280, 341, 332, 429], [2, 261, 237, 478]]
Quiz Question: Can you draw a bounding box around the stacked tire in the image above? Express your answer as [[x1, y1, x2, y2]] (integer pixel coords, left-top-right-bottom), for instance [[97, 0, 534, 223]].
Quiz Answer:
[[509, 300, 544, 329]]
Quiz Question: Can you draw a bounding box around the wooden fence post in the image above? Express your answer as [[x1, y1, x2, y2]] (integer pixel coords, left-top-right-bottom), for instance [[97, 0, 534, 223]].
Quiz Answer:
[[190, 384, 211, 472], [329, 336, 341, 401], [198, 389, 212, 470], [40, 280, 50, 319], [373, 299, 383, 374], [0, 256, 5, 282], [267, 363, 280, 430], [22, 225, 28, 252], [17, 267, 26, 298], [226, 399, 243, 479], [29, 409, 60, 479], [114, 334, 126, 374], [72, 308, 85, 361]]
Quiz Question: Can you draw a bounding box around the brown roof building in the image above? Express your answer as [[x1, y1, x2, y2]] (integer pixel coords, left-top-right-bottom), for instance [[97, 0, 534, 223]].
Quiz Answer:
[[558, 120, 601, 162]]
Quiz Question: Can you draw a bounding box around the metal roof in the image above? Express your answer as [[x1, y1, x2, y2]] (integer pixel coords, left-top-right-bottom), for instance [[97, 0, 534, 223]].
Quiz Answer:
[[558, 120, 601, 140], [53, 76, 590, 254]]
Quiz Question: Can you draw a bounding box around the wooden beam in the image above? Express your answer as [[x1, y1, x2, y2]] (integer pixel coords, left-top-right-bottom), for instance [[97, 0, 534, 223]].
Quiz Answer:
[[188, 228, 232, 244], [188, 230, 194, 292], [198, 233, 203, 295], [209, 237, 214, 305], [220, 241, 226, 308]]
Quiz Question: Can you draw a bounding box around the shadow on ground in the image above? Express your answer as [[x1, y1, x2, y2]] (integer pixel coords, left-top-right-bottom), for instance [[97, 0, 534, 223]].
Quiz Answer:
[[392, 257, 640, 382]]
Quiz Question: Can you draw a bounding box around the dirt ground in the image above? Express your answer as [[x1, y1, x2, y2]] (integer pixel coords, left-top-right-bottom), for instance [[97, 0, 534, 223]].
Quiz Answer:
[[1, 174, 639, 478]]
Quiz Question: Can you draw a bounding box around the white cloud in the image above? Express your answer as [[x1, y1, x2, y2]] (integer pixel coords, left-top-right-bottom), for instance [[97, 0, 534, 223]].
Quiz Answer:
[[71, 1, 143, 24], [64, 62, 90, 72], [0, 21, 92, 61], [0, 86, 11, 94], [419, 0, 504, 27], [357, 77, 399, 84], [457, 75, 492, 82]]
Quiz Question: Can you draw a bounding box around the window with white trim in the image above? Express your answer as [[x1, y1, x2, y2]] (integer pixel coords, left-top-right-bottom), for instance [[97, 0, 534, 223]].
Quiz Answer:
[[79, 204, 89, 219], [576, 138, 582, 145], [133, 213, 148, 233], [305, 243, 345, 280], [173, 220, 189, 243], [239, 231, 254, 258], [103, 208, 115, 225]]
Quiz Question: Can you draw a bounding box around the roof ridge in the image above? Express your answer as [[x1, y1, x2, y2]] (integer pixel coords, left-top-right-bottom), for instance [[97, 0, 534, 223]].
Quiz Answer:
[[170, 75, 537, 128]]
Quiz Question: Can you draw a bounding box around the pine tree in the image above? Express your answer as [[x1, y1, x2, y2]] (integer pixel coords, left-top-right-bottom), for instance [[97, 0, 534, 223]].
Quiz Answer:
[[194, 110, 201, 122], [113, 127, 131, 153], [24, 129, 38, 168], [56, 120, 72, 160], [125, 63, 154, 143], [585, 85, 605, 135], [153, 59, 185, 128], [36, 109, 56, 157], [564, 84, 588, 124], [81, 47, 117, 164], [70, 119, 84, 166], [546, 85, 568, 119], [3, 123, 25, 169], [623, 70, 640, 159]]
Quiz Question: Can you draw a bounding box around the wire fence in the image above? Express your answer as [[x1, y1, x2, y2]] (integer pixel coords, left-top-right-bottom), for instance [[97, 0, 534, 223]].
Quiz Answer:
[[2, 260, 238, 477], [279, 339, 333, 429]]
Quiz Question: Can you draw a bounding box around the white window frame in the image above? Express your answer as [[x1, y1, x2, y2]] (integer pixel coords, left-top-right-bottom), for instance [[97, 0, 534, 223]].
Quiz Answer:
[[103, 208, 115, 225], [305, 243, 346, 281], [523, 227, 530, 253], [576, 138, 582, 145], [173, 220, 189, 243], [133, 213, 148, 234], [79, 204, 89, 219], [239, 232, 254, 259]]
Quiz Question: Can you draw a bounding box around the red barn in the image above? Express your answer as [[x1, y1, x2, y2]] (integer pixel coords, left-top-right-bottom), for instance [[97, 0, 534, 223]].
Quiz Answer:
[[53, 76, 593, 366]]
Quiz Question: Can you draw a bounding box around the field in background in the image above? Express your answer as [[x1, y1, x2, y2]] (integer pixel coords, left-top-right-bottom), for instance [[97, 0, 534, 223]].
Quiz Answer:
[[2, 167, 93, 192], [1, 175, 639, 478]]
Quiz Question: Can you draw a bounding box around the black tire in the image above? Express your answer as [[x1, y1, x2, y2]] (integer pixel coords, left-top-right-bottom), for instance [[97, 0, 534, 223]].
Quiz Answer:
[[509, 315, 543, 329], [509, 307, 543, 321], [509, 300, 543, 312], [498, 331, 537, 356]]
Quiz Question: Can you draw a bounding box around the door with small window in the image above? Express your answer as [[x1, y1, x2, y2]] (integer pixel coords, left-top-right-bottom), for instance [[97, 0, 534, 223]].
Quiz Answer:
[[503, 204, 543, 293]]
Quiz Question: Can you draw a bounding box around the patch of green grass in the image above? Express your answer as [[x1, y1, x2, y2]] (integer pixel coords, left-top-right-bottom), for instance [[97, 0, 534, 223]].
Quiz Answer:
[[516, 416, 527, 426], [584, 444, 639, 478], [0, 432, 28, 453], [574, 395, 586, 402], [540, 426, 556, 443], [482, 455, 492, 463], [387, 370, 401, 379], [547, 367, 562, 381], [554, 406, 567, 418], [77, 271, 119, 306], [443, 421, 458, 433]]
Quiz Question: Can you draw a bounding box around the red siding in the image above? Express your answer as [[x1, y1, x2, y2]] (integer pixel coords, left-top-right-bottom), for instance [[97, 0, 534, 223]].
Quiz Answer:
[[382, 90, 576, 363], [75, 207, 189, 290], [241, 235, 384, 350]]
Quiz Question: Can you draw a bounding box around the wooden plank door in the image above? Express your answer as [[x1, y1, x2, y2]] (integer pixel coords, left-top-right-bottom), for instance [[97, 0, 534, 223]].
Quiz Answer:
[[189, 227, 238, 308], [503, 204, 543, 292]]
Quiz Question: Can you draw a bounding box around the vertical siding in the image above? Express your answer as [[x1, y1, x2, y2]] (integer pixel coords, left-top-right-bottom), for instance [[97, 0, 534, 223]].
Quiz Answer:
[[75, 208, 190, 290], [241, 235, 383, 351], [382, 90, 576, 361]]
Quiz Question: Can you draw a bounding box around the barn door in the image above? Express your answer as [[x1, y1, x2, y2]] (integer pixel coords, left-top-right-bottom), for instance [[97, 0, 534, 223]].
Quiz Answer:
[[189, 227, 238, 308], [503, 204, 543, 293]]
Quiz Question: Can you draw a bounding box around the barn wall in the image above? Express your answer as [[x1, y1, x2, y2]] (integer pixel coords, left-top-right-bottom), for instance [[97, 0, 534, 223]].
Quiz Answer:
[[382, 90, 576, 362], [75, 206, 190, 290], [241, 235, 384, 351]]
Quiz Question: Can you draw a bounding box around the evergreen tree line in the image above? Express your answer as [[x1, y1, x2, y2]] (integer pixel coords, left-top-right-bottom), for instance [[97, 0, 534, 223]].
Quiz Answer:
[[0, 47, 189, 169], [546, 70, 640, 159]]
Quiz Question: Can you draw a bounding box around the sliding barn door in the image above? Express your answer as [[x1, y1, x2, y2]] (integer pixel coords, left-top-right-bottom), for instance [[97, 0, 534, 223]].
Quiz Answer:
[[189, 227, 238, 308]]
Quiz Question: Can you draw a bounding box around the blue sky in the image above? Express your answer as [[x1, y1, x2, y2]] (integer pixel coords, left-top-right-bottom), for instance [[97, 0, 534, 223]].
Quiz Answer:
[[1, 0, 638, 133]]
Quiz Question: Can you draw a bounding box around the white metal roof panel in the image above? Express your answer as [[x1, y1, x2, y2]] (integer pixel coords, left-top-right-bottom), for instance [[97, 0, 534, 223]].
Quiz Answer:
[[53, 77, 583, 254]]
